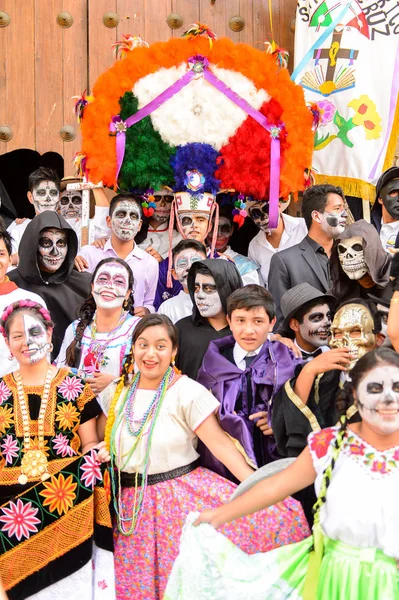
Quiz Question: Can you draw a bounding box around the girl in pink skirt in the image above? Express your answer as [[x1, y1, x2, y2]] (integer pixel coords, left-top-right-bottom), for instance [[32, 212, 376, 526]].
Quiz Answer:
[[98, 314, 309, 599]]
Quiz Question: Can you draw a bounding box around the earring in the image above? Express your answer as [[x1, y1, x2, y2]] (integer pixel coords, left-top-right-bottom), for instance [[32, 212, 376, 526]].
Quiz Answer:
[[123, 299, 129, 310], [171, 356, 176, 367], [8, 353, 14, 361]]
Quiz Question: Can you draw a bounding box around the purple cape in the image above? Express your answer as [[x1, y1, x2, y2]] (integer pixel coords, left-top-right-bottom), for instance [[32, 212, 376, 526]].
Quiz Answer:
[[197, 336, 301, 479]]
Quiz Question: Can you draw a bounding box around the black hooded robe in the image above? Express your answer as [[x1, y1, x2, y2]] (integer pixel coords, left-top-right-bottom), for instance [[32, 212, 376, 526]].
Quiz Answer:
[[8, 211, 91, 358], [175, 259, 243, 380]]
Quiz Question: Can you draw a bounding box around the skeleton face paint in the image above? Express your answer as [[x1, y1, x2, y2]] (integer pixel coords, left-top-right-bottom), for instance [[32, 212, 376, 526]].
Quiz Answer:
[[173, 249, 205, 288], [377, 303, 389, 343], [92, 262, 129, 309], [357, 365, 399, 434], [38, 228, 68, 272], [206, 217, 233, 251], [111, 200, 141, 241], [318, 210, 347, 238], [379, 179, 399, 220], [32, 181, 60, 214], [59, 189, 82, 220], [152, 194, 173, 224], [338, 235, 368, 280], [22, 314, 48, 364], [330, 304, 375, 369], [178, 212, 210, 242], [194, 273, 223, 318], [299, 303, 332, 348], [248, 202, 270, 232]]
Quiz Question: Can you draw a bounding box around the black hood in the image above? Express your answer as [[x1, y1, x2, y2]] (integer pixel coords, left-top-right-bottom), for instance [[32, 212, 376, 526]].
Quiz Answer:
[[187, 259, 243, 325], [0, 179, 17, 225], [15, 211, 78, 285]]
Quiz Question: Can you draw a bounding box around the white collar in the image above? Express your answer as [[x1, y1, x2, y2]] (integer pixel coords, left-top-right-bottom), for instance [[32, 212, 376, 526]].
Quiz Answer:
[[294, 340, 329, 355], [381, 218, 399, 229], [233, 342, 262, 366]]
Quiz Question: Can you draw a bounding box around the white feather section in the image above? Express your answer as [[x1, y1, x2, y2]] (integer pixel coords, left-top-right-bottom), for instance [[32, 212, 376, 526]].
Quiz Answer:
[[132, 63, 270, 150]]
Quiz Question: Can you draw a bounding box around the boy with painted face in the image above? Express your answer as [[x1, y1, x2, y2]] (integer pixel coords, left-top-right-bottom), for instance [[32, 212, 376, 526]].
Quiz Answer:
[[158, 239, 206, 323], [371, 166, 399, 253], [175, 259, 243, 380], [8, 211, 92, 359], [247, 199, 307, 285], [206, 203, 261, 286], [138, 189, 182, 260], [279, 282, 336, 361], [7, 167, 61, 266], [75, 193, 159, 316], [197, 285, 300, 481]]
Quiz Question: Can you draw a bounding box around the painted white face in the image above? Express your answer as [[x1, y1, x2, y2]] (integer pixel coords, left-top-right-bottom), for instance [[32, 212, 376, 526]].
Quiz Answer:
[[153, 193, 173, 224], [177, 212, 210, 241], [32, 181, 60, 214], [92, 262, 129, 309], [207, 217, 233, 251], [111, 200, 141, 241], [318, 210, 347, 238], [194, 273, 223, 318], [248, 202, 271, 232], [357, 365, 399, 434], [299, 303, 332, 348], [174, 249, 205, 287], [38, 228, 68, 272], [23, 314, 48, 364], [59, 189, 82, 220], [377, 303, 389, 343]]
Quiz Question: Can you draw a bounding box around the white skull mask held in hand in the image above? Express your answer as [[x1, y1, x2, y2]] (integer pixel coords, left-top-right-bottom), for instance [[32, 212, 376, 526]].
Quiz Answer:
[[32, 181, 60, 213], [329, 303, 375, 370], [59, 190, 82, 220], [337, 236, 368, 280]]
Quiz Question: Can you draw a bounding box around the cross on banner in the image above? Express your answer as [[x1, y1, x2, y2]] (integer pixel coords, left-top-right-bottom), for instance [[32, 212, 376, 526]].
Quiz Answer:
[[313, 30, 359, 95]]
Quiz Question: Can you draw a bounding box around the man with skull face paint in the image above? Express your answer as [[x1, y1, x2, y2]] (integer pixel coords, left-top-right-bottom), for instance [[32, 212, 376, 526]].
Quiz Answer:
[[7, 167, 60, 267], [138, 188, 182, 260], [75, 193, 159, 315], [371, 166, 399, 253], [8, 211, 92, 359]]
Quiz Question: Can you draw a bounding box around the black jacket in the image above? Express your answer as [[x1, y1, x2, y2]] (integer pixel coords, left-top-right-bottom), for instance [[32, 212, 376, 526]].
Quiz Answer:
[[8, 211, 91, 358]]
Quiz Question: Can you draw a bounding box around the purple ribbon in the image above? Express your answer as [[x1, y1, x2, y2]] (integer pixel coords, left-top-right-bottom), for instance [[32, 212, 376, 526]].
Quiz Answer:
[[109, 55, 282, 228]]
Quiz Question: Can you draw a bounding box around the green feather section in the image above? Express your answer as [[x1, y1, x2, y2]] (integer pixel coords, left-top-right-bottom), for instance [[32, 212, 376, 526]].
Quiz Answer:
[[118, 91, 176, 191]]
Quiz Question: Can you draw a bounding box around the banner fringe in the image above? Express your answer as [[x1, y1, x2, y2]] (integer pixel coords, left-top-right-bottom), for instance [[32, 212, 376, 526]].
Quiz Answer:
[[314, 174, 376, 203]]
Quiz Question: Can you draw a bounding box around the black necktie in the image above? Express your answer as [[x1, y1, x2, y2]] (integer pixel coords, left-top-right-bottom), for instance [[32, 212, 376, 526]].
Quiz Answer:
[[301, 348, 323, 361], [245, 354, 256, 369]]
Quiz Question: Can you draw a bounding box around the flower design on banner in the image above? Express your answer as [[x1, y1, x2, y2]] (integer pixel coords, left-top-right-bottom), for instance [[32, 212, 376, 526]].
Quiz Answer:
[[58, 376, 84, 401], [0, 499, 40, 541], [348, 95, 382, 140], [1, 434, 19, 464], [0, 381, 11, 406], [80, 450, 102, 489], [0, 405, 13, 434], [309, 428, 335, 459], [55, 402, 80, 430], [40, 473, 77, 515], [316, 100, 335, 126], [52, 433, 76, 458]]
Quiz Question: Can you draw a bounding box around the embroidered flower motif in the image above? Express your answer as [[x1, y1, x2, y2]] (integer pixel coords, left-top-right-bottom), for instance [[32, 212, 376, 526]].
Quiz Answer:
[[58, 376, 84, 401], [40, 473, 77, 515], [371, 460, 388, 474], [309, 428, 335, 458], [0, 405, 13, 434], [0, 381, 12, 406], [0, 499, 40, 541], [1, 434, 19, 464], [393, 448, 399, 461], [27, 436, 50, 456], [52, 433, 76, 458], [80, 450, 102, 489], [349, 442, 366, 456], [348, 95, 382, 140], [55, 402, 80, 430], [98, 580, 108, 590]]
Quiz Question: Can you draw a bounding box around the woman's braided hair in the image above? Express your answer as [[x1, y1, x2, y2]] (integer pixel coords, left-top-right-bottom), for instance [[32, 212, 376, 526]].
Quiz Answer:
[[65, 257, 135, 367], [312, 346, 399, 522]]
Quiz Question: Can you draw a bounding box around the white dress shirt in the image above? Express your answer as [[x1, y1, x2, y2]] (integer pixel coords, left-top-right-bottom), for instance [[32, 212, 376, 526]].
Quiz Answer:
[[248, 213, 308, 286], [138, 225, 182, 259], [294, 340, 330, 362], [233, 342, 262, 371], [379, 218, 399, 254], [158, 290, 193, 323]]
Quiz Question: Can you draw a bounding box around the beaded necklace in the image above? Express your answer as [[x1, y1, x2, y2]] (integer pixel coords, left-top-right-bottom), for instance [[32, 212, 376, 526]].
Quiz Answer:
[[87, 310, 128, 369], [109, 366, 174, 535]]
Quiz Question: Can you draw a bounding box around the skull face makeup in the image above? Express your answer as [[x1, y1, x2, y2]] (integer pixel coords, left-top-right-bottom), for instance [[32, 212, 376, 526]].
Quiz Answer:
[[31, 181, 60, 214], [92, 262, 130, 309], [178, 212, 210, 242], [173, 249, 205, 288], [152, 193, 173, 224], [330, 303, 375, 369], [379, 179, 399, 220], [248, 202, 270, 232], [338, 235, 368, 280], [377, 303, 389, 344], [59, 189, 82, 220], [194, 273, 223, 318], [299, 303, 332, 348], [206, 217, 233, 251], [111, 200, 141, 241], [38, 228, 68, 273], [22, 313, 48, 364], [317, 209, 347, 238], [356, 365, 399, 434]]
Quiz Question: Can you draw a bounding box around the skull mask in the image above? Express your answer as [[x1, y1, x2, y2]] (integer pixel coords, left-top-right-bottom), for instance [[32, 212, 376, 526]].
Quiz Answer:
[[330, 303, 375, 370], [59, 189, 82, 220], [337, 236, 368, 280]]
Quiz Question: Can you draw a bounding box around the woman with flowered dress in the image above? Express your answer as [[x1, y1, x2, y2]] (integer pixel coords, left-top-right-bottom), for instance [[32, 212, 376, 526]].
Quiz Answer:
[[0, 300, 113, 600]]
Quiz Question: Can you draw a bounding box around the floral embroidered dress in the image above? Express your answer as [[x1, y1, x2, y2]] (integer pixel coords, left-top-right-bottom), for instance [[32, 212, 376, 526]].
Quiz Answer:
[[0, 368, 115, 600], [165, 426, 399, 600]]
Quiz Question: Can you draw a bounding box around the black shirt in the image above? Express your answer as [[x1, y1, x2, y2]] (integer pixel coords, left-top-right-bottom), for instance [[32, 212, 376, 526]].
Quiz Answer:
[[306, 235, 331, 287]]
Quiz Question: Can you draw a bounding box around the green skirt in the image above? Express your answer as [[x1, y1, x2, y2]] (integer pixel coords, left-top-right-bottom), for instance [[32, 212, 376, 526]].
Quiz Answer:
[[165, 513, 399, 600]]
